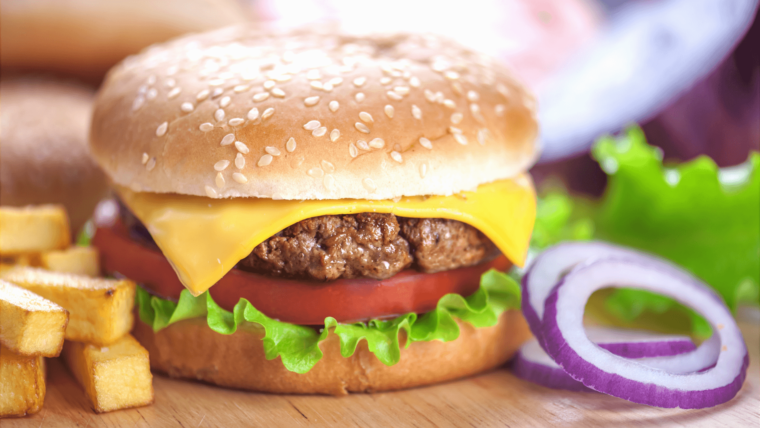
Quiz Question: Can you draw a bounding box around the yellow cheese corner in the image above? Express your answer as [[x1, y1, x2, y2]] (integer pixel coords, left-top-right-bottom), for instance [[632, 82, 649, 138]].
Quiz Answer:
[[116, 176, 536, 296]]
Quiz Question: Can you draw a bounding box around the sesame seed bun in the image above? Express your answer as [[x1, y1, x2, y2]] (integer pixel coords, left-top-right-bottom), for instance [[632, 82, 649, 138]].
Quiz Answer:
[[0, 77, 108, 234], [90, 26, 539, 200], [131, 309, 531, 395], [0, 0, 247, 80]]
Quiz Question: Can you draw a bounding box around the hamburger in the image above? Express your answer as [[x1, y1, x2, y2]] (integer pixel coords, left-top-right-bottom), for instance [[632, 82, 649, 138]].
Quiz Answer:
[[89, 26, 539, 395], [0, 77, 108, 234]]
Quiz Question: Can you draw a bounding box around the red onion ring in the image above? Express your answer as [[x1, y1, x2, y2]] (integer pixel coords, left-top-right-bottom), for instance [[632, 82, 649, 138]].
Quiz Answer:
[[513, 327, 697, 392], [542, 259, 748, 408]]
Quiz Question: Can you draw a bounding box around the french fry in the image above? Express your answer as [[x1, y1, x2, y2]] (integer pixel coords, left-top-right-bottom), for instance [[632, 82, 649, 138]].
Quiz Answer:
[[0, 280, 69, 357], [62, 335, 153, 413], [1, 267, 135, 346], [40, 247, 100, 277], [0, 206, 70, 255], [0, 345, 46, 418]]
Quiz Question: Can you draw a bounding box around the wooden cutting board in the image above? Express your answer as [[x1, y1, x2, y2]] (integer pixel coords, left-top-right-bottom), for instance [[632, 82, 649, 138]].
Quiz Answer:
[[5, 323, 759, 428]]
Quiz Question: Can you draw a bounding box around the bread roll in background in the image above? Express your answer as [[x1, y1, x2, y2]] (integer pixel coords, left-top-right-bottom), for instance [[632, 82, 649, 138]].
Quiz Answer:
[[0, 0, 248, 80], [0, 78, 108, 235]]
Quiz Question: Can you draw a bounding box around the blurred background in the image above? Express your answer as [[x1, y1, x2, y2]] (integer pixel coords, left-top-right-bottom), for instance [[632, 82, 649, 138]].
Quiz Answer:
[[2, 0, 758, 326]]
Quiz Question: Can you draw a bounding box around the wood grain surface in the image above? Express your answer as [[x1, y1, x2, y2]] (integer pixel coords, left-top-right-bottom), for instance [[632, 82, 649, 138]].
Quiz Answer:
[[4, 323, 758, 428]]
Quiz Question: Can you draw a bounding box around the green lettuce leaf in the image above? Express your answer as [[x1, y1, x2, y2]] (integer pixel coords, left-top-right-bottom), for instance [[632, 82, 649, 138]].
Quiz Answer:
[[530, 126, 758, 336], [592, 126, 759, 312], [136, 268, 521, 374]]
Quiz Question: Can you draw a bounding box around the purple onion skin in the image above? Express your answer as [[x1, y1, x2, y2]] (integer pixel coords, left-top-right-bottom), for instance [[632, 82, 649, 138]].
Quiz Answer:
[[542, 283, 750, 409], [598, 340, 696, 359], [512, 351, 594, 393], [520, 268, 544, 345]]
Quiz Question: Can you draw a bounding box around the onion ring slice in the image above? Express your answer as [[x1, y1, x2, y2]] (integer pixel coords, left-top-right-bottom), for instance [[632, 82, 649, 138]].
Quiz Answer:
[[542, 259, 748, 408]]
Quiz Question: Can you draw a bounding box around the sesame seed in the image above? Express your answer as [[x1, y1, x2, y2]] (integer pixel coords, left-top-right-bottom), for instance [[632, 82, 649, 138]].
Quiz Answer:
[[228, 118, 244, 126], [247, 108, 259, 121], [467, 90, 480, 102], [355, 92, 365, 102], [156, 121, 168, 137], [419, 137, 432, 149], [451, 82, 463, 95], [263, 80, 276, 90], [322, 82, 334, 92], [215, 109, 226, 121], [380, 77, 392, 85], [444, 71, 460, 80], [443, 99, 456, 109], [304, 96, 320, 106], [394, 86, 410, 95], [215, 172, 225, 188], [359, 112, 374, 123], [146, 88, 157, 100], [220, 96, 231, 107], [141, 153, 149, 164], [451, 113, 463, 124], [349, 143, 358, 158], [363, 178, 377, 192], [262, 108, 274, 119], [419, 162, 428, 178], [384, 105, 395, 118], [409, 76, 420, 88], [166, 78, 176, 88], [454, 133, 468, 145], [390, 151, 403, 163], [214, 160, 230, 171], [357, 140, 370, 150], [271, 88, 285, 98], [324, 174, 336, 191], [477, 129, 488, 145], [355, 122, 370, 133], [369, 138, 385, 149], [353, 77, 367, 87], [147, 75, 157, 85], [235, 141, 250, 153], [132, 97, 145, 111], [449, 126, 463, 134], [181, 102, 194, 112], [330, 77, 343, 86], [146, 157, 156, 171], [212, 88, 224, 98], [265, 146, 281, 156], [253, 92, 270, 102], [168, 87, 181, 99], [286, 137, 297, 152], [329, 100, 340, 112], [424, 89, 435, 102], [387, 91, 403, 101], [233, 172, 248, 183], [411, 105, 422, 120], [197, 89, 210, 101], [209, 78, 224, 86], [234, 85, 250, 93], [310, 81, 323, 90], [220, 134, 235, 146], [307, 69, 321, 80], [307, 167, 324, 178], [235, 153, 245, 169], [312, 127, 327, 137], [330, 129, 340, 142], [495, 104, 505, 116], [276, 74, 292, 82], [321, 160, 335, 173], [304, 120, 321, 131], [205, 185, 217, 198], [435, 92, 444, 103]]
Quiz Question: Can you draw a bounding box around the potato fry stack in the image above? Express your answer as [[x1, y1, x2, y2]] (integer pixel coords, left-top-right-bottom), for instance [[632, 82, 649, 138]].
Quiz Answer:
[[0, 205, 153, 417]]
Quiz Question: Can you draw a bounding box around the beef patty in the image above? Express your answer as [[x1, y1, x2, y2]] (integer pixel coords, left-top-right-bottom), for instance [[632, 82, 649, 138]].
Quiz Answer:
[[121, 206, 499, 281]]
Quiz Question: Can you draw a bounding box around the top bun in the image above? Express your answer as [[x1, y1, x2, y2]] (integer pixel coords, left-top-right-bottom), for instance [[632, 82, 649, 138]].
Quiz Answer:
[[0, 77, 108, 233], [0, 0, 246, 80], [90, 26, 539, 200]]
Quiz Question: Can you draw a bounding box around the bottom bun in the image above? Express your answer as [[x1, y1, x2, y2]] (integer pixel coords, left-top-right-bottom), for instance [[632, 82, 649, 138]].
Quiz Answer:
[[132, 310, 531, 395]]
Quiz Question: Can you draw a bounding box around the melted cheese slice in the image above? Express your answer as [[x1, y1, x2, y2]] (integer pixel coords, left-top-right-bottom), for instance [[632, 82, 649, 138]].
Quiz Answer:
[[116, 176, 536, 296]]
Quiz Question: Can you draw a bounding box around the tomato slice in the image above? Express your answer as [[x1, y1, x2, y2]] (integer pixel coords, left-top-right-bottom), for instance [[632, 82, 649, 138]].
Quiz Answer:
[[93, 221, 511, 325]]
